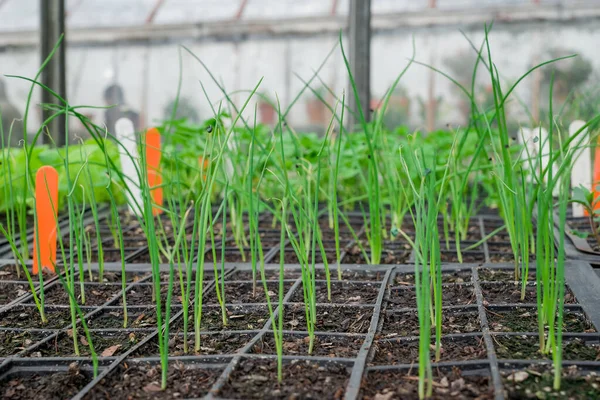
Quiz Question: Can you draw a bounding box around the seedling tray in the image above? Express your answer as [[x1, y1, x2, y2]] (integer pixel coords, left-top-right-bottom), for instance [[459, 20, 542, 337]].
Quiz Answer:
[[559, 215, 600, 267], [1, 260, 599, 399]]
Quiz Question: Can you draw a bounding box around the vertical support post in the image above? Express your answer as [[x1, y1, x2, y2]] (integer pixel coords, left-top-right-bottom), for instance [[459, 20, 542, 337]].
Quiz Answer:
[[40, 0, 67, 146], [348, 0, 371, 128]]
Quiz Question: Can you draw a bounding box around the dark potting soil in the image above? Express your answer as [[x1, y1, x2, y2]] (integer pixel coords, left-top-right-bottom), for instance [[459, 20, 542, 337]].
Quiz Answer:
[[29, 331, 143, 358], [0, 306, 78, 329], [174, 305, 269, 332], [503, 365, 600, 399], [370, 335, 487, 365], [317, 231, 355, 244], [440, 241, 483, 252], [203, 281, 294, 305], [289, 281, 380, 305], [0, 282, 30, 305], [494, 336, 600, 361], [0, 264, 52, 282], [477, 268, 536, 282], [343, 250, 410, 265], [204, 249, 250, 263], [361, 368, 494, 400], [85, 361, 221, 400], [252, 333, 364, 358], [395, 270, 472, 285], [219, 358, 350, 400], [70, 248, 131, 263], [24, 283, 121, 307], [230, 268, 385, 282], [82, 270, 148, 284], [486, 234, 512, 243], [329, 268, 386, 282], [488, 253, 519, 263], [269, 250, 335, 265], [388, 284, 476, 307], [119, 284, 184, 307], [440, 251, 486, 263], [0, 363, 92, 400], [381, 311, 481, 336], [0, 330, 49, 357], [282, 304, 373, 334], [134, 332, 252, 357], [87, 307, 164, 330], [481, 283, 577, 305], [381, 240, 413, 252], [486, 308, 596, 333], [229, 269, 302, 281]]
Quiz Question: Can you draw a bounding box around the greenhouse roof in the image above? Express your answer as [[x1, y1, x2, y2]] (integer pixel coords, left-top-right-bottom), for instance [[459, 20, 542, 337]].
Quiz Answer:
[[0, 0, 584, 33]]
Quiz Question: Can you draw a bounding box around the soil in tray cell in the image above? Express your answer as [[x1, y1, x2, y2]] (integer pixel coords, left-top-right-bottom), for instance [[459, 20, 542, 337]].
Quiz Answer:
[[494, 336, 600, 361], [85, 361, 222, 399], [219, 358, 350, 400], [174, 305, 269, 332], [203, 281, 294, 305], [230, 268, 385, 282], [330, 268, 386, 281], [252, 332, 364, 358], [0, 282, 31, 305], [0, 305, 83, 330], [70, 247, 135, 263], [381, 310, 481, 336], [229, 269, 302, 281], [440, 251, 487, 263], [395, 270, 472, 285], [0, 330, 50, 357], [477, 268, 535, 282], [23, 283, 122, 307], [0, 264, 53, 282], [120, 284, 184, 306], [86, 307, 164, 330], [388, 284, 476, 307], [503, 365, 600, 399], [134, 332, 252, 357], [82, 270, 149, 284], [371, 335, 487, 365], [28, 330, 144, 358], [0, 364, 92, 400], [281, 304, 373, 334], [204, 249, 252, 263], [488, 252, 518, 263], [362, 368, 493, 399], [343, 249, 410, 265], [481, 282, 577, 305], [486, 307, 596, 333], [289, 281, 380, 304], [269, 250, 337, 264]]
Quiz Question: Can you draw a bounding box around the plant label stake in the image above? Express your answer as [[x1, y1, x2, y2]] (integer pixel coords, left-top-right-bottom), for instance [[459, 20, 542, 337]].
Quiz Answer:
[[32, 166, 59, 274], [199, 156, 209, 181], [115, 118, 143, 217], [145, 127, 163, 216], [569, 120, 591, 217]]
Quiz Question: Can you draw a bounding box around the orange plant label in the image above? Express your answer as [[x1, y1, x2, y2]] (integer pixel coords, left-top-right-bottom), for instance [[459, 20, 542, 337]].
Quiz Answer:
[[32, 166, 59, 274], [145, 128, 163, 215], [199, 156, 209, 181]]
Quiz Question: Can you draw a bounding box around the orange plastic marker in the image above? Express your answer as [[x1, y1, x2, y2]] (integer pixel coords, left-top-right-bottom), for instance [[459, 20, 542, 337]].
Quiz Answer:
[[147, 170, 163, 216], [32, 166, 59, 274], [198, 156, 209, 181], [145, 128, 163, 215]]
